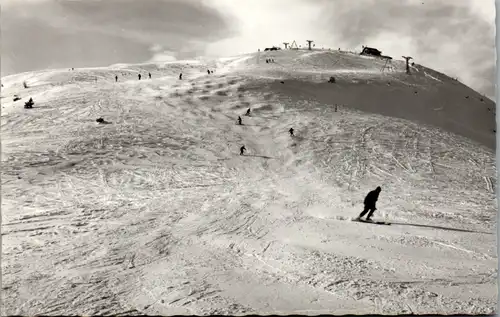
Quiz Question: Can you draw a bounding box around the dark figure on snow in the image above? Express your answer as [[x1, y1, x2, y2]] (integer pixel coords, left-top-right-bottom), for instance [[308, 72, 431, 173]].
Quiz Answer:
[[266, 59, 269, 63], [246, 108, 251, 116], [179, 73, 183, 80], [115, 75, 118, 82], [148, 73, 152, 79], [24, 97, 34, 109], [238, 116, 242, 125], [138, 74, 141, 80], [240, 145, 246, 155], [96, 117, 111, 124], [289, 128, 294, 136], [207, 69, 211, 75], [356, 186, 382, 222]]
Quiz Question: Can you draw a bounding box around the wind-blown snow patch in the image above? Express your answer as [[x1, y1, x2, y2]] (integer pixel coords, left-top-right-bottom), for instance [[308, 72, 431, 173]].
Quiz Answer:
[[424, 71, 443, 82]]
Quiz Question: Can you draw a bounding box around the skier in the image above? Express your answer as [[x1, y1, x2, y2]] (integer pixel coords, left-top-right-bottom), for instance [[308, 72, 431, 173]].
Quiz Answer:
[[24, 97, 34, 109], [115, 75, 118, 82], [179, 73, 183, 80], [207, 69, 210, 75], [148, 72, 152, 79], [245, 108, 251, 116], [355, 186, 382, 222], [238, 116, 242, 125], [240, 145, 246, 155], [138, 74, 141, 80], [289, 128, 294, 136]]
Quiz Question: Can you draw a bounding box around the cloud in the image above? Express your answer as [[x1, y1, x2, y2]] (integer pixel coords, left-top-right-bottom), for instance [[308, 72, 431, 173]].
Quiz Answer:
[[1, 0, 232, 76], [148, 45, 178, 62]]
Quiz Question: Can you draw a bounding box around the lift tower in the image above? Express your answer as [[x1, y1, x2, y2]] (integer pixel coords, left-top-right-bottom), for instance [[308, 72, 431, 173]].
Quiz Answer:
[[306, 40, 314, 50]]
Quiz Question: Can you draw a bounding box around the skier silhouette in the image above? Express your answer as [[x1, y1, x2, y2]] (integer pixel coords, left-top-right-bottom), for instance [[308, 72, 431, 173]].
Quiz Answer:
[[240, 145, 246, 155], [238, 116, 242, 125], [245, 108, 251, 116], [148, 72, 151, 79], [24, 97, 34, 109], [289, 128, 294, 136], [356, 186, 382, 222], [207, 69, 211, 75], [138, 74, 141, 80], [179, 73, 183, 80], [115, 75, 118, 82]]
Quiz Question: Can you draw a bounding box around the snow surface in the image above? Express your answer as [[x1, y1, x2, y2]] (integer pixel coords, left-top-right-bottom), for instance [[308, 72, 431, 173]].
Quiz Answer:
[[1, 49, 497, 315]]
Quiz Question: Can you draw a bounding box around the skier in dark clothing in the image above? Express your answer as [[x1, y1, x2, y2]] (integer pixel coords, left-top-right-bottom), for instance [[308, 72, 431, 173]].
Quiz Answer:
[[289, 128, 294, 136], [179, 73, 183, 80], [148, 72, 152, 79], [356, 186, 382, 221], [207, 69, 211, 75], [238, 116, 242, 125], [138, 74, 141, 80], [245, 108, 251, 116], [240, 145, 246, 155], [24, 97, 34, 108], [115, 75, 118, 82]]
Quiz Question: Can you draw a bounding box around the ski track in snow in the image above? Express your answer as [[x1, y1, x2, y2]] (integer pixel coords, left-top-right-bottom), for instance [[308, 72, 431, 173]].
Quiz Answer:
[[1, 49, 497, 315]]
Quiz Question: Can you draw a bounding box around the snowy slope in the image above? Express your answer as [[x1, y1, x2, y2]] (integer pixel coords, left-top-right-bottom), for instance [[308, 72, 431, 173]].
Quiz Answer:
[[1, 49, 497, 315]]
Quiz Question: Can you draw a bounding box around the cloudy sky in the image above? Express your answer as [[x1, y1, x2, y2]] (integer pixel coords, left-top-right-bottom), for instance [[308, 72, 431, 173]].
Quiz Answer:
[[1, 0, 496, 98]]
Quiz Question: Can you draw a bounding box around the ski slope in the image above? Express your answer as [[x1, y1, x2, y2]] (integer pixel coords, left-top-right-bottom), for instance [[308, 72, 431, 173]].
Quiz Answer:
[[1, 49, 497, 315]]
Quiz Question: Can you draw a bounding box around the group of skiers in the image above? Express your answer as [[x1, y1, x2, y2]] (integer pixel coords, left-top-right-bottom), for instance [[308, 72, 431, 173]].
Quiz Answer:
[[114, 71, 189, 82], [107, 64, 381, 222], [237, 107, 295, 155], [236, 105, 382, 221], [115, 72, 153, 82], [113, 66, 216, 84]]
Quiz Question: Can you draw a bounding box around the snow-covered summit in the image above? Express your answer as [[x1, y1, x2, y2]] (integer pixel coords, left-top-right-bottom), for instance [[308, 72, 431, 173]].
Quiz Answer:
[[1, 48, 496, 315]]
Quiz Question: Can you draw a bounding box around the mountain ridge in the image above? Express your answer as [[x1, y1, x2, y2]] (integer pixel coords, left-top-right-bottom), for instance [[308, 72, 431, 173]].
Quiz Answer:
[[1, 48, 496, 315]]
